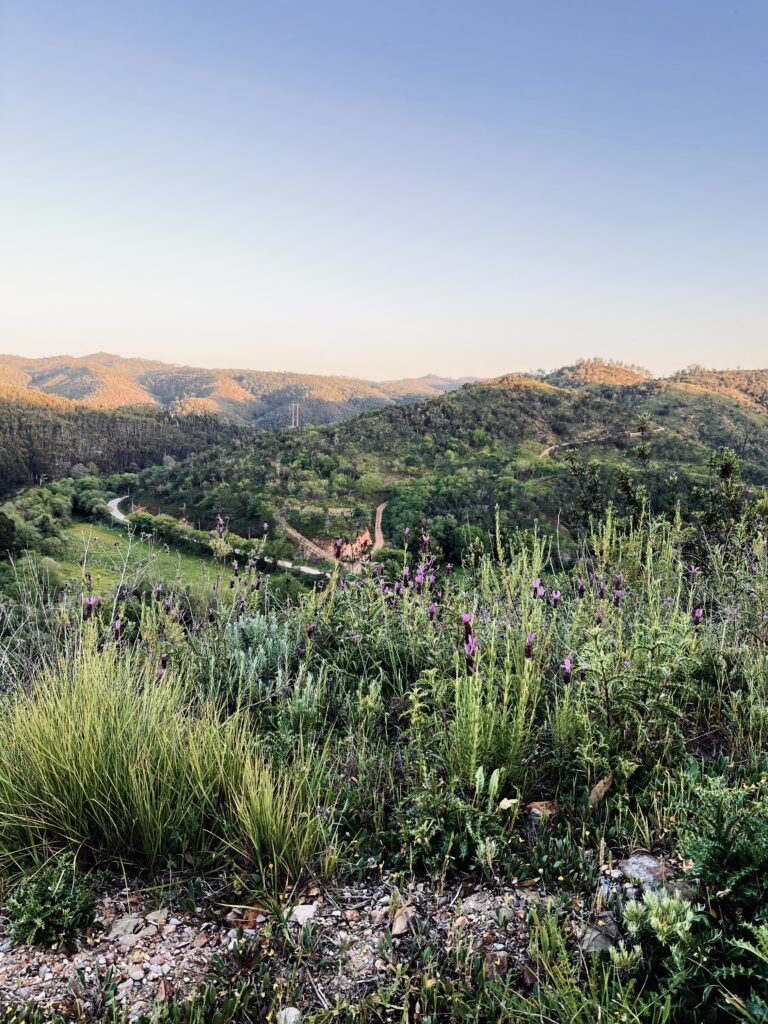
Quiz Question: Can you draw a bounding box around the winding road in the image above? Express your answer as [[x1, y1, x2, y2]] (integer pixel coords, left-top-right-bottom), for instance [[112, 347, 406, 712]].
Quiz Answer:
[[108, 496, 389, 578], [107, 496, 130, 522]]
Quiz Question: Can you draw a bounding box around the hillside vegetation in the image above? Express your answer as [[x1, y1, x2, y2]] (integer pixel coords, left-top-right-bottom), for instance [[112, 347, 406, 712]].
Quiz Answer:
[[1, 483, 768, 1019], [0, 353, 472, 428], [130, 367, 768, 564]]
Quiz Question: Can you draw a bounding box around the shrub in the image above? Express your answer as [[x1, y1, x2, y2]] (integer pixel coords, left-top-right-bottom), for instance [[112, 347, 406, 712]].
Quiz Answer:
[[4, 853, 96, 948], [684, 773, 768, 921]]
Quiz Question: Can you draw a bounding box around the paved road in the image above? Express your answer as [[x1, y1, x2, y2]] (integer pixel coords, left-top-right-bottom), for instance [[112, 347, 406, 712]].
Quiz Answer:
[[109, 498, 324, 578], [107, 496, 130, 522]]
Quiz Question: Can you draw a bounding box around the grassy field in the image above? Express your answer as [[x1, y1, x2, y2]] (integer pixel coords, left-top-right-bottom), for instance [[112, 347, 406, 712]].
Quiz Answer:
[[58, 519, 219, 592]]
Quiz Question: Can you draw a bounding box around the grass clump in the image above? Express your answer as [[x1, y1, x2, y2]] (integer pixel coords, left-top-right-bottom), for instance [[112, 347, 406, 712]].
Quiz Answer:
[[0, 640, 250, 870]]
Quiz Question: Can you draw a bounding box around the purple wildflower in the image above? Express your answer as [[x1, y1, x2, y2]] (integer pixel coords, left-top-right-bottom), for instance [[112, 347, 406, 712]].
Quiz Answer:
[[161, 652, 168, 670], [446, 563, 453, 575], [562, 655, 573, 684], [614, 573, 623, 588], [154, 583, 163, 602], [577, 579, 585, 599], [689, 564, 699, 582], [525, 632, 536, 659], [595, 608, 604, 626], [83, 595, 101, 620], [693, 607, 703, 627], [462, 612, 473, 640], [465, 633, 478, 671], [263, 521, 269, 533], [598, 582, 606, 599], [334, 537, 344, 559], [422, 533, 430, 551], [307, 623, 316, 639], [551, 590, 561, 609], [614, 589, 622, 607], [113, 619, 121, 641], [428, 602, 436, 621]]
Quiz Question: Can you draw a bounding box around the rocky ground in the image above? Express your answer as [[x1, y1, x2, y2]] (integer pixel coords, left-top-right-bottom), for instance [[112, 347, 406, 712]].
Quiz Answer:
[[0, 852, 689, 1019]]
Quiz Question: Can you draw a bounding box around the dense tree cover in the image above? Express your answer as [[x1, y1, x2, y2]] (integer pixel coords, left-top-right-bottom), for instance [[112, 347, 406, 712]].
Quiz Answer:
[[0, 395, 255, 497], [128, 378, 768, 563]]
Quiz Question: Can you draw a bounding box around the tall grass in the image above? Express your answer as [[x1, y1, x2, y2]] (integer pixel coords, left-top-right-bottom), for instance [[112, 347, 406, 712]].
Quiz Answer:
[[0, 639, 249, 869]]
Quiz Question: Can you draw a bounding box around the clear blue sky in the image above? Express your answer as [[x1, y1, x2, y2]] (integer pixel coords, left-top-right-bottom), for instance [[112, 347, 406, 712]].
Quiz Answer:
[[1, 1, 766, 378]]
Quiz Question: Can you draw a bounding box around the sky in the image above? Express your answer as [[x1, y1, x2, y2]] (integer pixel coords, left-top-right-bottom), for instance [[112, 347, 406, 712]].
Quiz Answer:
[[1, 1, 766, 380]]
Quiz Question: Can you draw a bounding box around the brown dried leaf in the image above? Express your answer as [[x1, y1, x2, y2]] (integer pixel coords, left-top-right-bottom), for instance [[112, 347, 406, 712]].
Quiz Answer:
[[588, 771, 615, 811]]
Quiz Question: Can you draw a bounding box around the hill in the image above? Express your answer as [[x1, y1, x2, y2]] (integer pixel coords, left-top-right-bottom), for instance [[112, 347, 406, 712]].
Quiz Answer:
[[129, 366, 768, 563], [0, 389, 254, 498], [0, 352, 472, 427]]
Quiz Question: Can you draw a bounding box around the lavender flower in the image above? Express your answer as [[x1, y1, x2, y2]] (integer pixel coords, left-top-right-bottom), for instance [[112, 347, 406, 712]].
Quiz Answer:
[[614, 589, 622, 607], [562, 655, 573, 684], [692, 607, 703, 627], [428, 602, 436, 621], [577, 579, 585, 599], [614, 573, 623, 588], [524, 632, 536, 659], [551, 590, 561, 609], [307, 623, 316, 639], [595, 608, 604, 626], [83, 595, 101, 620], [689, 564, 699, 582], [161, 652, 168, 670], [334, 537, 344, 559], [154, 583, 163, 602], [421, 533, 430, 551], [113, 619, 121, 641], [465, 633, 478, 671], [462, 612, 473, 640], [263, 521, 269, 533]]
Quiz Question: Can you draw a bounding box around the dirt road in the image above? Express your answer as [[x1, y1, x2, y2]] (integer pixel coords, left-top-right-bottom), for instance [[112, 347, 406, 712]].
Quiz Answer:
[[373, 501, 388, 552]]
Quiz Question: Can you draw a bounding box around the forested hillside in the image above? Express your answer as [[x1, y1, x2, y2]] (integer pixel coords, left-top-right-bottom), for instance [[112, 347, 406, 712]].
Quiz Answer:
[[130, 370, 768, 563], [0, 389, 253, 497]]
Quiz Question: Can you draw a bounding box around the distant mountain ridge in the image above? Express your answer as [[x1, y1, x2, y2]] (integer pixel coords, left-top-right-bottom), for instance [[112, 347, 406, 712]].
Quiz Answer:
[[0, 352, 475, 428]]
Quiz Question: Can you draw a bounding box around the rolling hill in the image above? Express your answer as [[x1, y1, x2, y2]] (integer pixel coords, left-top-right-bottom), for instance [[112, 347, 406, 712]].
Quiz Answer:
[[0, 353, 473, 427], [128, 362, 768, 563]]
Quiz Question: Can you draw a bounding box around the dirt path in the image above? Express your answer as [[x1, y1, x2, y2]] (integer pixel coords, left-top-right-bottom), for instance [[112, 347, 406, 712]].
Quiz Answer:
[[538, 427, 665, 458], [276, 515, 331, 563], [373, 501, 388, 552]]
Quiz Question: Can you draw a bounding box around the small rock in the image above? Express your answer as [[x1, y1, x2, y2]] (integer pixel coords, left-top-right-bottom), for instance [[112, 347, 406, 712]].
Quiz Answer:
[[391, 905, 417, 937], [618, 853, 664, 891], [277, 1009, 302, 1024], [343, 909, 360, 922], [146, 908, 169, 926], [578, 912, 621, 952], [108, 915, 143, 939], [128, 965, 145, 982], [290, 904, 317, 926]]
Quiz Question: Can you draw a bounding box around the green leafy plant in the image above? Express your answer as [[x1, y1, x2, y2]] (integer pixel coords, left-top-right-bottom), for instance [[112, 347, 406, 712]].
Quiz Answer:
[[4, 853, 96, 948]]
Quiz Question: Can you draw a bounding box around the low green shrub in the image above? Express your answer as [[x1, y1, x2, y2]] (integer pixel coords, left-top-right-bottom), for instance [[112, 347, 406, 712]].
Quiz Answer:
[[4, 853, 96, 948]]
